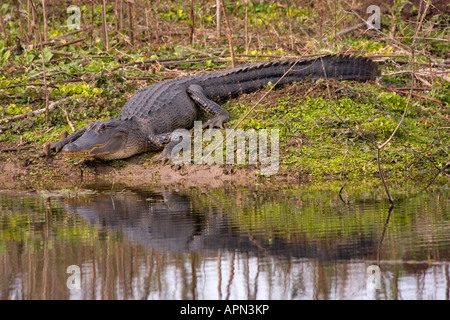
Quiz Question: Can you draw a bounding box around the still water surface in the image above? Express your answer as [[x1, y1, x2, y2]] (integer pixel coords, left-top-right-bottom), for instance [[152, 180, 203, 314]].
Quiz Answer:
[[0, 181, 449, 300]]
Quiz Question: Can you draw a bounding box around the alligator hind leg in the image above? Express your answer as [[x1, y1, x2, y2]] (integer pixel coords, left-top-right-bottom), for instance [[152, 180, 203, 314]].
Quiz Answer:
[[187, 84, 229, 129], [149, 132, 185, 164]]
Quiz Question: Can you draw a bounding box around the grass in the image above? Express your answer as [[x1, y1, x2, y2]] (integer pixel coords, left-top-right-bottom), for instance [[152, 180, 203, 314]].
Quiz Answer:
[[223, 80, 449, 179]]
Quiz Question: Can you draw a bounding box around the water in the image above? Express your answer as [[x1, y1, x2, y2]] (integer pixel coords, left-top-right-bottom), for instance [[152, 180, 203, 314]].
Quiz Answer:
[[0, 181, 449, 300]]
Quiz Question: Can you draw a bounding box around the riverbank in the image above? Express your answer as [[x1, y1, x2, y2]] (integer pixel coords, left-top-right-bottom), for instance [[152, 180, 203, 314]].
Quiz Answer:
[[1, 80, 449, 190], [0, 140, 301, 190], [0, 138, 447, 192]]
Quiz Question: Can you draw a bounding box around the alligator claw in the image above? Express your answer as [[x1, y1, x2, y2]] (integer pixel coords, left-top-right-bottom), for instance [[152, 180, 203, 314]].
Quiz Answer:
[[50, 141, 64, 153], [153, 151, 171, 164], [202, 116, 227, 130], [48, 129, 86, 155]]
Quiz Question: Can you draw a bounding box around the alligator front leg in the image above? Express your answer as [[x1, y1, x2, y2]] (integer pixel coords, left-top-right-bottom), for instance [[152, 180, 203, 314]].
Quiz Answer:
[[50, 128, 87, 153], [187, 84, 229, 129], [149, 132, 184, 164]]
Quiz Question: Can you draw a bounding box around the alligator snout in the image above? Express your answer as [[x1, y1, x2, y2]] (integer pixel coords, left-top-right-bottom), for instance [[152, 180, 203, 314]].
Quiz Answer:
[[61, 143, 91, 157]]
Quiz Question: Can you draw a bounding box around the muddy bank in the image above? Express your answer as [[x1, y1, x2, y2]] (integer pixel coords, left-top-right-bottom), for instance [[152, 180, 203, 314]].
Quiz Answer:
[[0, 141, 305, 190]]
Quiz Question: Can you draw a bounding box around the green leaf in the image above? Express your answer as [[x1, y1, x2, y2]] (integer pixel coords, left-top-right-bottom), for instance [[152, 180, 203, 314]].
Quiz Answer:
[[43, 47, 53, 62], [1, 3, 9, 15], [1, 50, 10, 64], [24, 52, 35, 63]]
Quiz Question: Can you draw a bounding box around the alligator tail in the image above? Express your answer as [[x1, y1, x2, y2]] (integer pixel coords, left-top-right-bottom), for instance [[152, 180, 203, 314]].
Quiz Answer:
[[201, 54, 380, 101], [288, 54, 380, 82]]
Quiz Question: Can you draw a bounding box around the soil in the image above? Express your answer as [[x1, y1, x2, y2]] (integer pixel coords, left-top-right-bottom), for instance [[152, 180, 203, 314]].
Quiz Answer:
[[0, 140, 304, 190]]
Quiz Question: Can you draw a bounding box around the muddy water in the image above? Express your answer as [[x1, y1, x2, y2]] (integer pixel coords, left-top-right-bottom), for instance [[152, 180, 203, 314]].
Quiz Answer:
[[0, 181, 449, 300]]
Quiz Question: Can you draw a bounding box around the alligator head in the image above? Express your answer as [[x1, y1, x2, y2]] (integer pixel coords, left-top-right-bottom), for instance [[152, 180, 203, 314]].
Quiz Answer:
[[61, 118, 146, 160]]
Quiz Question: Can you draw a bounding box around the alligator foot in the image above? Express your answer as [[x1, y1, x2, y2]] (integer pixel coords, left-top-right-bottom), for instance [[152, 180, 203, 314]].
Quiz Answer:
[[202, 115, 228, 130], [152, 151, 171, 165], [50, 128, 87, 154], [152, 138, 183, 164], [50, 140, 66, 153]]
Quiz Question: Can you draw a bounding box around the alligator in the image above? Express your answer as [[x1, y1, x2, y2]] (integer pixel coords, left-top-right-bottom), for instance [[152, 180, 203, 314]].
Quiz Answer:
[[50, 54, 380, 162]]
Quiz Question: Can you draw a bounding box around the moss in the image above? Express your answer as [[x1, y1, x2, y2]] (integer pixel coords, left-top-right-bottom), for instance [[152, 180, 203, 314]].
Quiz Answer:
[[225, 81, 449, 178]]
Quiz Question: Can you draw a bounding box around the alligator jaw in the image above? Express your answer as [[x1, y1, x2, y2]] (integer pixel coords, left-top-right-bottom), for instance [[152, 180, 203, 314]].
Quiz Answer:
[[62, 141, 109, 158], [61, 130, 130, 160]]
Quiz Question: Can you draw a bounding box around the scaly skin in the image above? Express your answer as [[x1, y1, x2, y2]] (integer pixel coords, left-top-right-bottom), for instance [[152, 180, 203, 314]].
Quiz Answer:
[[50, 54, 380, 161]]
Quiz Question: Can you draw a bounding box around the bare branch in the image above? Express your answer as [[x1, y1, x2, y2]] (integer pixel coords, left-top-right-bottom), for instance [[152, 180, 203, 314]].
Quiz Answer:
[[0, 98, 72, 124]]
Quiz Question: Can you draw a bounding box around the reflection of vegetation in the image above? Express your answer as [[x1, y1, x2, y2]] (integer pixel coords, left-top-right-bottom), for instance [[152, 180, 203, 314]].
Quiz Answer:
[[0, 180, 449, 299], [0, 194, 99, 251], [184, 179, 450, 252]]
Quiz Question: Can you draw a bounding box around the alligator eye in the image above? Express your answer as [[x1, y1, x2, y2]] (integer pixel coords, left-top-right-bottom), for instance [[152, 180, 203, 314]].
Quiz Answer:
[[97, 124, 108, 133]]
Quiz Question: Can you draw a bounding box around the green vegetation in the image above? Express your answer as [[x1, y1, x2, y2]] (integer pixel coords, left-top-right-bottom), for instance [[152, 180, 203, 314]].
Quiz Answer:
[[0, 0, 448, 181], [224, 80, 449, 178]]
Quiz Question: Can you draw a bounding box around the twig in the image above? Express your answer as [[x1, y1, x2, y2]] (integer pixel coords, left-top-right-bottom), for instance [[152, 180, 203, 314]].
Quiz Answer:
[[0, 97, 72, 124], [155, 0, 160, 44], [29, 0, 50, 125], [52, 37, 86, 49], [441, 160, 450, 173], [377, 205, 395, 264], [1, 143, 32, 153], [29, 70, 78, 80], [0, 83, 58, 89], [386, 88, 443, 105], [48, 57, 83, 64], [50, 50, 73, 56], [24, 25, 93, 50], [220, 0, 236, 68], [379, 56, 414, 150], [338, 141, 349, 204], [0, 5, 9, 46], [216, 0, 221, 38], [59, 105, 75, 132], [334, 22, 368, 39], [189, 0, 195, 45], [46, 28, 83, 42], [41, 0, 48, 42], [145, 8, 151, 43], [127, 0, 134, 46], [101, 0, 109, 50], [15, 0, 23, 40], [109, 57, 212, 72]]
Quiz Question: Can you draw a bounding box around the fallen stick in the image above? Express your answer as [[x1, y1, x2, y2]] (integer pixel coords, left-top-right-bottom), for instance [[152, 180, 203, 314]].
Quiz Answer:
[[52, 37, 86, 49], [387, 88, 444, 105], [0, 83, 58, 89], [1, 144, 32, 153], [109, 58, 211, 72], [50, 50, 73, 56], [27, 24, 94, 49], [0, 97, 72, 124]]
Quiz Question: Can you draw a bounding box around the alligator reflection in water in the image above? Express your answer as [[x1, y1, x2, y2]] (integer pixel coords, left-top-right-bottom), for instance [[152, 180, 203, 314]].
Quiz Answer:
[[65, 189, 376, 260]]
